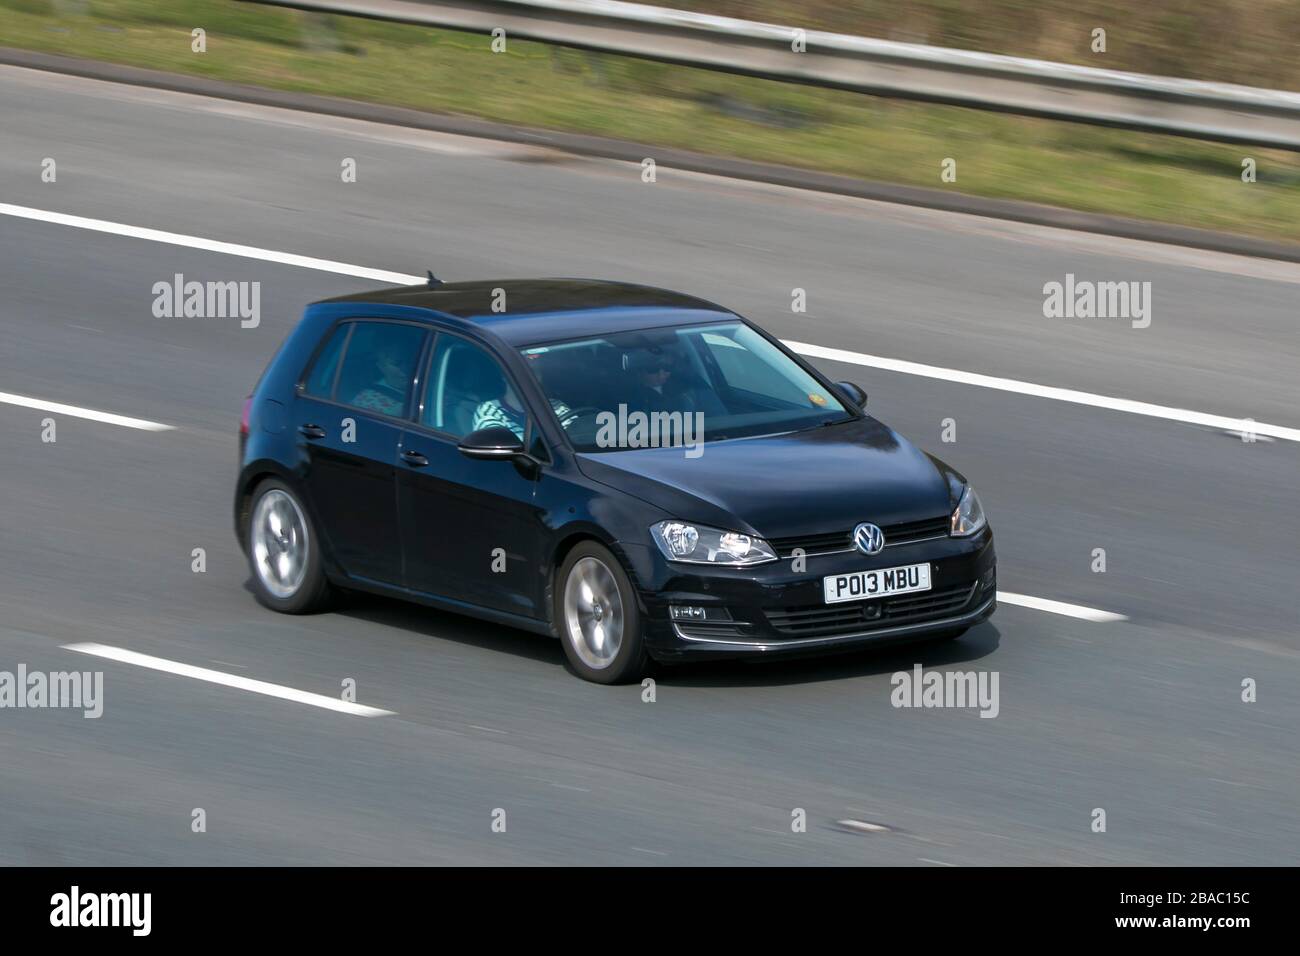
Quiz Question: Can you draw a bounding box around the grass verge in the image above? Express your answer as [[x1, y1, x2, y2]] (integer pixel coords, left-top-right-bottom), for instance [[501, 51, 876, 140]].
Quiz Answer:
[[3, 0, 1300, 242]]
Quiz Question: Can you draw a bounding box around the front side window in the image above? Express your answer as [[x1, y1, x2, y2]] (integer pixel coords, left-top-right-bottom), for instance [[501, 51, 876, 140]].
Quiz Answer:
[[519, 321, 850, 452], [333, 321, 427, 417], [423, 336, 524, 440]]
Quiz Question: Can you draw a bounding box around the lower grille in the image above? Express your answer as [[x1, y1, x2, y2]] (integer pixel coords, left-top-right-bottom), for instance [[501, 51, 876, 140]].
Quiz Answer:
[[673, 622, 751, 640], [764, 582, 978, 638]]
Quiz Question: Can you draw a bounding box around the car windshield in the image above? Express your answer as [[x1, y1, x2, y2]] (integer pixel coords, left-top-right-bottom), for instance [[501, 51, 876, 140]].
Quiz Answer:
[[519, 321, 852, 453]]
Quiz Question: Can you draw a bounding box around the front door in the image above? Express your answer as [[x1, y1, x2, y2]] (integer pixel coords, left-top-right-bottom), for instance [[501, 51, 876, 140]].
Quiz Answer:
[[397, 333, 546, 618]]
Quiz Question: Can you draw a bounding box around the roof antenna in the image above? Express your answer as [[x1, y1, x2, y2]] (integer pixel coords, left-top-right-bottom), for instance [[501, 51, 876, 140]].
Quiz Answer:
[[426, 270, 443, 288]]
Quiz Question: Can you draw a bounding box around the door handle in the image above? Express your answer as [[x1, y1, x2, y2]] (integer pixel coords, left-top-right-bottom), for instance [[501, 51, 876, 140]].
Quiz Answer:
[[299, 423, 326, 439], [401, 450, 429, 467]]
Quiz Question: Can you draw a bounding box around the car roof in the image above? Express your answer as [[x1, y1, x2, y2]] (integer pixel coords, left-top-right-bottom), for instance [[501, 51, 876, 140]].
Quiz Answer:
[[316, 278, 739, 346]]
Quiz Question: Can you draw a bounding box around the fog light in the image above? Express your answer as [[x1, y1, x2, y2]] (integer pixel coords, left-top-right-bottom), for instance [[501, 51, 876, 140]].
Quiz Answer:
[[670, 605, 733, 622]]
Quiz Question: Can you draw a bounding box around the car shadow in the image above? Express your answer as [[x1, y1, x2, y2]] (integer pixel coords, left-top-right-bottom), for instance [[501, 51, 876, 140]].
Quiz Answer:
[[287, 580, 1003, 686], [652, 621, 1003, 688], [240, 577, 567, 666], [282, 581, 1002, 688], [324, 586, 567, 667]]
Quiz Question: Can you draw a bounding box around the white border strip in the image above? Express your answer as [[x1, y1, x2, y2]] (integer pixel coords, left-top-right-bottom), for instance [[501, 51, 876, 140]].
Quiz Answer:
[[0, 390, 174, 431], [63, 642, 395, 716], [997, 591, 1127, 623]]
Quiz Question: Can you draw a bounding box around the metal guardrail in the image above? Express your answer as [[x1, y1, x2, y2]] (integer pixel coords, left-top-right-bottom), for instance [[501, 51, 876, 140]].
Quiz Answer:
[[248, 0, 1300, 149]]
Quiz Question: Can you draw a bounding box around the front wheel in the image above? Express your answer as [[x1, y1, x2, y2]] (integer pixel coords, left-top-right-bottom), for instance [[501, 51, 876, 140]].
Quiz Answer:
[[556, 542, 648, 684], [246, 478, 331, 613]]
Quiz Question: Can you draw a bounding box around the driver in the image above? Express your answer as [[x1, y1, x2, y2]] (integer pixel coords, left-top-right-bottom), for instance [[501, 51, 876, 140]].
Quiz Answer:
[[626, 347, 694, 414], [629, 348, 681, 413]]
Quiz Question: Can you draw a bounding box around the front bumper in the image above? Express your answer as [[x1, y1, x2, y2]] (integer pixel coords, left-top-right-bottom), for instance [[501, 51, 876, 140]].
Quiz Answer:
[[621, 527, 996, 662]]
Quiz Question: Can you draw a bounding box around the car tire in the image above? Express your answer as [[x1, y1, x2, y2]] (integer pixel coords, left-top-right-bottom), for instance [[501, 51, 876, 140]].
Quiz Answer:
[[556, 541, 649, 684], [245, 478, 332, 614]]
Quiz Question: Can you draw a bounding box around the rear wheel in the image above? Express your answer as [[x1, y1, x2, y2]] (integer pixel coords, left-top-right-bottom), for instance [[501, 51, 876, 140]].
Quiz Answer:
[[556, 542, 648, 684], [246, 479, 331, 613]]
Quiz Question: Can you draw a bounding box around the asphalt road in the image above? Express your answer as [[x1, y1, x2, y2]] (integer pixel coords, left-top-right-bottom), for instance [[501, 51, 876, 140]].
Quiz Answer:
[[1, 65, 1297, 865]]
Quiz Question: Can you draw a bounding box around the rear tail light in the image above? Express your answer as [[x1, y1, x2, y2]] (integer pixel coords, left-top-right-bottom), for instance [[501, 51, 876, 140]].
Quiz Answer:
[[240, 396, 253, 436]]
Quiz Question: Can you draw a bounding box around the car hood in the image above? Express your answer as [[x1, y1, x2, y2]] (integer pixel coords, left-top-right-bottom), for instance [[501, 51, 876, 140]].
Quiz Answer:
[[575, 416, 962, 539]]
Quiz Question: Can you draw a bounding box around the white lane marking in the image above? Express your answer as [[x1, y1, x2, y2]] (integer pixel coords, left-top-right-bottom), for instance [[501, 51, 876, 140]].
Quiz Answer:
[[787, 340, 1300, 444], [838, 819, 891, 833], [1223, 428, 1275, 442], [997, 591, 1127, 623], [630, 847, 668, 857], [0, 390, 174, 431], [0, 202, 419, 285], [5, 202, 1293, 444], [63, 643, 395, 717]]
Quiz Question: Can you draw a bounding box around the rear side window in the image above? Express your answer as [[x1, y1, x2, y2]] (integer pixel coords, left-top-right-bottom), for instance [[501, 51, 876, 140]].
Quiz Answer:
[[303, 323, 350, 398], [334, 321, 427, 418]]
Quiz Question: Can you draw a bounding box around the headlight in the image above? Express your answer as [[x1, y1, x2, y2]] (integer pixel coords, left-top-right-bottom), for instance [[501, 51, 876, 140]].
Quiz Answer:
[[950, 486, 987, 537], [651, 520, 778, 566]]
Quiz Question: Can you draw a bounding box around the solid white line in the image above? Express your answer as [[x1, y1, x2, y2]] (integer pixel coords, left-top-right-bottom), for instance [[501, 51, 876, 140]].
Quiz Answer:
[[62, 643, 395, 716], [786, 340, 1300, 443], [997, 591, 1127, 623], [0, 390, 175, 431], [0, 202, 421, 285], [4, 201, 1293, 443]]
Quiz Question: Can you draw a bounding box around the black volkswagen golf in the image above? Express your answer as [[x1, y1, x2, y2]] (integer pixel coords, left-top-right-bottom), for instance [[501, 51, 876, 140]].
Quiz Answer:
[[235, 279, 995, 683]]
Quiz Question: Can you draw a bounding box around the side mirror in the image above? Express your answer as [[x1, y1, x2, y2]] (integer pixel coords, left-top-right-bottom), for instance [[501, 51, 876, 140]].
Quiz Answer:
[[835, 381, 868, 408], [457, 426, 525, 461]]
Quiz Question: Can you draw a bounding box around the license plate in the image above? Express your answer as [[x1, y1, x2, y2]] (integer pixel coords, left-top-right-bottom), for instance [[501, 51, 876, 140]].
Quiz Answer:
[[823, 563, 931, 604]]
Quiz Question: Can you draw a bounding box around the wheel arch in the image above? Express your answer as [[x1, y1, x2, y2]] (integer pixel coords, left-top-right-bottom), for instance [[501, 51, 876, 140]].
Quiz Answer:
[[233, 460, 301, 552], [546, 527, 646, 636]]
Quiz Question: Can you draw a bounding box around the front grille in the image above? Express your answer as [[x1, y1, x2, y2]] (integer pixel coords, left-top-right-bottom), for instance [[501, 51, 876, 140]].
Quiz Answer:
[[764, 582, 978, 638], [769, 530, 852, 557], [882, 516, 951, 545], [769, 515, 950, 557]]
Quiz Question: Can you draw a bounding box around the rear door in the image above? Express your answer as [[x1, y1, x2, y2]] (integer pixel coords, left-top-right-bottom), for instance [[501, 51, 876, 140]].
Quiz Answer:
[[293, 319, 429, 586], [396, 332, 547, 618]]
